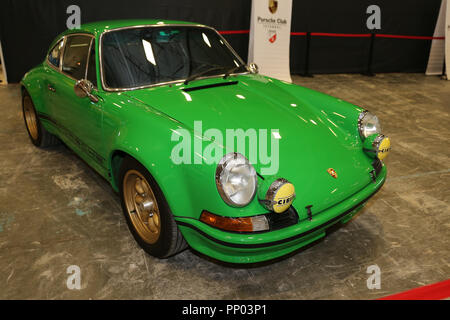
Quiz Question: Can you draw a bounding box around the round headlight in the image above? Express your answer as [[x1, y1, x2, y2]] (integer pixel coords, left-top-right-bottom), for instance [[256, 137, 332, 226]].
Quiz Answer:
[[215, 152, 257, 207], [358, 111, 381, 140]]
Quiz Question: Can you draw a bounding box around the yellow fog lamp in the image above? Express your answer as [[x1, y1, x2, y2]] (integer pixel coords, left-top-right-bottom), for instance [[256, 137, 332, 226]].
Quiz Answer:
[[258, 178, 296, 213], [363, 134, 391, 161]]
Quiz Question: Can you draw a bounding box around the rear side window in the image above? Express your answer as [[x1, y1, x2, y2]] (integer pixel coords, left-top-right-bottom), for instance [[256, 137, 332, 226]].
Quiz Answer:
[[62, 35, 92, 80], [48, 40, 64, 68]]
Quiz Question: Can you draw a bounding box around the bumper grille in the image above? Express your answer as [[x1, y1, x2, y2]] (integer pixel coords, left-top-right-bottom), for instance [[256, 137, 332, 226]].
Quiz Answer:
[[372, 158, 383, 176], [266, 206, 299, 231]]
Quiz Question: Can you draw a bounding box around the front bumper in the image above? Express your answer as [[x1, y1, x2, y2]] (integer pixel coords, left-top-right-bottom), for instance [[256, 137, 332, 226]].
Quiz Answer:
[[175, 166, 387, 263]]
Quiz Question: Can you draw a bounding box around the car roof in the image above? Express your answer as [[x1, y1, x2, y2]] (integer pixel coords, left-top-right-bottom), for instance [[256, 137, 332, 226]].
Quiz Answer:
[[62, 19, 205, 37]]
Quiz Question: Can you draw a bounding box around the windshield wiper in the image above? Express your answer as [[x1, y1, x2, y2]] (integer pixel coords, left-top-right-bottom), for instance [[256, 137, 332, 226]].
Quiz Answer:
[[223, 65, 245, 79], [184, 66, 226, 85]]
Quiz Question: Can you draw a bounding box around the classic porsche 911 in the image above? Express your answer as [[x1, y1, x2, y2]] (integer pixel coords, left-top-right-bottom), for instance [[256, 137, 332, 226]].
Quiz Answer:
[[21, 20, 390, 263]]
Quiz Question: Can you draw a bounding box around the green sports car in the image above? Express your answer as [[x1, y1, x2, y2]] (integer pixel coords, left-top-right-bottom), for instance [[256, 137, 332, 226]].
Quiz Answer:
[[21, 20, 390, 263]]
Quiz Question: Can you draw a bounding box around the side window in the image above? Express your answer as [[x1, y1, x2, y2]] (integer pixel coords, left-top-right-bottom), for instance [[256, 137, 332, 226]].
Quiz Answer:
[[86, 41, 97, 87], [62, 35, 92, 80], [48, 39, 64, 68]]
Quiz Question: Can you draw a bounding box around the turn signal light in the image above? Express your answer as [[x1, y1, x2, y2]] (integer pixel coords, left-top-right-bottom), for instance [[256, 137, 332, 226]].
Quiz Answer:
[[200, 211, 269, 232]]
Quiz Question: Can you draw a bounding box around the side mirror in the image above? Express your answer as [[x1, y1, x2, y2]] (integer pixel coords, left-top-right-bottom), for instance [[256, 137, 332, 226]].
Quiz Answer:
[[74, 79, 98, 103], [248, 62, 259, 74]]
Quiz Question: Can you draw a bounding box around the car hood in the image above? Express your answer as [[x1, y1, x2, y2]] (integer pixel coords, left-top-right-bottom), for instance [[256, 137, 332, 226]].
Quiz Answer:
[[124, 75, 374, 215]]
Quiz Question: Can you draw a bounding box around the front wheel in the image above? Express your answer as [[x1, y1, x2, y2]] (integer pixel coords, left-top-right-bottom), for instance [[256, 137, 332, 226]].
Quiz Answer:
[[119, 157, 187, 258]]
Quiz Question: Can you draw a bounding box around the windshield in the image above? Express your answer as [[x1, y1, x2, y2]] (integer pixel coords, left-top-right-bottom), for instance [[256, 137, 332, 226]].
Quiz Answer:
[[101, 26, 246, 89]]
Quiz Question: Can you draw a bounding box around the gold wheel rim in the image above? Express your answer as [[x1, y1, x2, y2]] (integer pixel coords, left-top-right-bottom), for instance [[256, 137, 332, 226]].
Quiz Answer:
[[123, 170, 161, 244], [23, 96, 39, 140]]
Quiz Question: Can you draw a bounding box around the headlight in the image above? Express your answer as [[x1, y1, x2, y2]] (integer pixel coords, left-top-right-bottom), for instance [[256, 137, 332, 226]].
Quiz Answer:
[[215, 152, 257, 207], [358, 111, 381, 140]]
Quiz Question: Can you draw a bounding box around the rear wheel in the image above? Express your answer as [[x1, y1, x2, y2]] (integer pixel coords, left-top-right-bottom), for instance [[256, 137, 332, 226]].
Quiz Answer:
[[119, 157, 187, 258], [22, 91, 59, 147]]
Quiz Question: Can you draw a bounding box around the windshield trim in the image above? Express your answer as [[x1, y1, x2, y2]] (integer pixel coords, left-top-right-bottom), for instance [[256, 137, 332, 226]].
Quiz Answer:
[[99, 24, 249, 92]]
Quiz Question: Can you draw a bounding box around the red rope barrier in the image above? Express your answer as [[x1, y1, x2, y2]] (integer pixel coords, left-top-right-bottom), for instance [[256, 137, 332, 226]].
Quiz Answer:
[[310, 32, 371, 38], [375, 33, 445, 40], [290, 32, 307, 36], [218, 30, 250, 34], [218, 30, 445, 40]]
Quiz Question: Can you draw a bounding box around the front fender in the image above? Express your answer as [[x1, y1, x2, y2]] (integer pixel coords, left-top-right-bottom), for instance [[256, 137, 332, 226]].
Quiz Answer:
[[104, 94, 262, 220], [20, 63, 48, 113]]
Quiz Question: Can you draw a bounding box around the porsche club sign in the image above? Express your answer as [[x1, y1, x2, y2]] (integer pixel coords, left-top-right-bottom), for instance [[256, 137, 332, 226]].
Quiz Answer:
[[248, 0, 293, 82]]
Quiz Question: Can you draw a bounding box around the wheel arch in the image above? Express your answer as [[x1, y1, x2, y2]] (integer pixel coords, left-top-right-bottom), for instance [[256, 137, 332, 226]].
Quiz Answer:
[[108, 147, 189, 200], [109, 149, 130, 192], [107, 137, 218, 221], [20, 84, 27, 95], [108, 145, 194, 219], [20, 67, 47, 114]]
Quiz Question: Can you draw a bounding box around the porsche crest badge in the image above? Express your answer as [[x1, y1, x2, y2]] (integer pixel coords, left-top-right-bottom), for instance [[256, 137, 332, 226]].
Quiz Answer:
[[327, 168, 338, 179]]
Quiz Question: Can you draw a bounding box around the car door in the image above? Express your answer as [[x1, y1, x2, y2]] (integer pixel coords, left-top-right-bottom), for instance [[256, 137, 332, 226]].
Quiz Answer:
[[53, 34, 106, 174]]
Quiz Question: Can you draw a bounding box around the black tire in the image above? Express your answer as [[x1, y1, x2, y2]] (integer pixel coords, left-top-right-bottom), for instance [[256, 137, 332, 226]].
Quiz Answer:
[[119, 156, 188, 258], [22, 90, 60, 147]]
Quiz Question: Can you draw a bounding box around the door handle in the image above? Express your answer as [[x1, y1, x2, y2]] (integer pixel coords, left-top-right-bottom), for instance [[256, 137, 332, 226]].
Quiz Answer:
[[47, 84, 56, 92]]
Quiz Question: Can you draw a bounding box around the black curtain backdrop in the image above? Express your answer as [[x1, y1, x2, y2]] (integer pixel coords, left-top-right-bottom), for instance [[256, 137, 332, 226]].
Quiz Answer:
[[0, 0, 442, 83]]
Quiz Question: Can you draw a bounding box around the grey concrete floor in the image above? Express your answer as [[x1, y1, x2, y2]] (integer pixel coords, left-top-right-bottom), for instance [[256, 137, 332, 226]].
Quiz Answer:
[[0, 73, 449, 299]]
